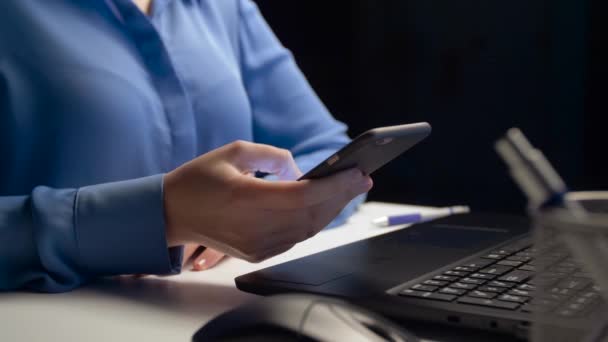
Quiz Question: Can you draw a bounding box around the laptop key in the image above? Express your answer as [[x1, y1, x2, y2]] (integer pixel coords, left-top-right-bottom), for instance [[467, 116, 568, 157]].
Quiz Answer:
[[528, 277, 558, 287], [570, 292, 600, 307], [538, 271, 568, 280], [451, 282, 476, 290], [478, 286, 506, 293], [479, 265, 512, 276], [470, 273, 495, 280], [498, 270, 533, 283], [468, 290, 497, 299], [425, 293, 457, 302], [400, 289, 429, 298], [488, 280, 517, 288], [508, 289, 531, 297], [558, 260, 580, 268], [458, 297, 520, 310], [579, 290, 600, 300], [463, 259, 494, 269], [423, 280, 448, 287], [518, 283, 535, 291], [489, 249, 513, 256], [440, 287, 466, 296], [556, 277, 591, 291], [515, 249, 532, 257], [454, 266, 475, 272], [548, 287, 575, 296], [500, 245, 522, 254], [520, 304, 533, 313], [461, 277, 486, 285], [563, 302, 586, 312], [498, 294, 528, 303], [497, 260, 523, 267], [411, 284, 438, 292], [444, 270, 469, 277], [573, 271, 590, 277], [399, 289, 456, 302], [550, 266, 577, 274], [557, 308, 585, 318], [506, 255, 532, 262], [537, 293, 567, 303], [530, 298, 560, 310], [433, 275, 458, 282], [482, 253, 505, 260], [518, 265, 535, 272]]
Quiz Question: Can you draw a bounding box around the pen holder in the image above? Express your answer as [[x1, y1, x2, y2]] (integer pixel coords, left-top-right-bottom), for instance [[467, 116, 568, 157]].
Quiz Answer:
[[531, 191, 608, 342]]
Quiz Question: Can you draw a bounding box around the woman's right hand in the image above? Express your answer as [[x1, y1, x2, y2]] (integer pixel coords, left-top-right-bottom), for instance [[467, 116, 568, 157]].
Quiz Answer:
[[163, 140, 372, 263]]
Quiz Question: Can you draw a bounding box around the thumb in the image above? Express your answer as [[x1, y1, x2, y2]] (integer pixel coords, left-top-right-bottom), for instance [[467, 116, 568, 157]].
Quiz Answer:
[[226, 141, 302, 180]]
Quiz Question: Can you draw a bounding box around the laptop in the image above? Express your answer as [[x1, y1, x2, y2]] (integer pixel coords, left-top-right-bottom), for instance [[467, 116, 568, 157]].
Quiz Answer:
[[236, 130, 606, 341], [235, 213, 605, 340]]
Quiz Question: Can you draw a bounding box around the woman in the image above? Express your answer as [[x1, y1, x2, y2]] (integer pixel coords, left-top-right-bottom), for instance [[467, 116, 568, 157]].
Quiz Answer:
[[0, 0, 372, 292]]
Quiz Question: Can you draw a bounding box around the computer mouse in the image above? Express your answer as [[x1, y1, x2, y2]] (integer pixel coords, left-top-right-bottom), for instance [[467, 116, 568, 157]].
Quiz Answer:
[[192, 293, 419, 342]]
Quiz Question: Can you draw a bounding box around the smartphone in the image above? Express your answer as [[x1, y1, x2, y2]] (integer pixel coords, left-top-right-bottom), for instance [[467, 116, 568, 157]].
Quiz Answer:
[[299, 122, 431, 180]]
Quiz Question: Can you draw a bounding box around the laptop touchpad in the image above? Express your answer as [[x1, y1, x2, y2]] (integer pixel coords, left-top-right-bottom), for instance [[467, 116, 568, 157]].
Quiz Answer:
[[391, 223, 509, 249], [252, 225, 506, 286], [236, 213, 530, 295], [254, 253, 356, 286]]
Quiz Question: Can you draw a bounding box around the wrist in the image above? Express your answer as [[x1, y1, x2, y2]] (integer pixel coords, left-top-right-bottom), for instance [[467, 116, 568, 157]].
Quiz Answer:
[[162, 172, 182, 247]]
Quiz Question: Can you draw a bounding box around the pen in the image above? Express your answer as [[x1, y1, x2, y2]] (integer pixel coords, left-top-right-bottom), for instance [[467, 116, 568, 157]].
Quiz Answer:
[[495, 128, 586, 216], [372, 206, 470, 227]]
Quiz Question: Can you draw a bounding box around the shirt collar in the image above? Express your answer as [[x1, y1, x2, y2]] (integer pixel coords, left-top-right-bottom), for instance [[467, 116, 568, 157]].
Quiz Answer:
[[99, 0, 174, 18]]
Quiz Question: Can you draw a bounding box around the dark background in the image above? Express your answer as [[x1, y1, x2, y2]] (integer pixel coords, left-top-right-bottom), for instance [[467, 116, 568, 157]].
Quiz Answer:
[[256, 0, 607, 214]]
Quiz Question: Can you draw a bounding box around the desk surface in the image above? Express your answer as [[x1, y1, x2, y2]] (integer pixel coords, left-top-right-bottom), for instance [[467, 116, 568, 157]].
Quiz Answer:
[[0, 202, 436, 342]]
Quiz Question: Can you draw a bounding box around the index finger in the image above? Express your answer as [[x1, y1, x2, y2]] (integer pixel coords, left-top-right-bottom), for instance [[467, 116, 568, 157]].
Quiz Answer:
[[235, 168, 370, 209]]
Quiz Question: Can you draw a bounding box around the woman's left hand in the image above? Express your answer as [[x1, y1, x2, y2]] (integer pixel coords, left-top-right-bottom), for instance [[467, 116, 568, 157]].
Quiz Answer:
[[183, 244, 227, 271]]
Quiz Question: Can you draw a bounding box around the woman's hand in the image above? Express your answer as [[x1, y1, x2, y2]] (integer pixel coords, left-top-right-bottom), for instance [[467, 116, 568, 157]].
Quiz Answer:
[[164, 141, 372, 263]]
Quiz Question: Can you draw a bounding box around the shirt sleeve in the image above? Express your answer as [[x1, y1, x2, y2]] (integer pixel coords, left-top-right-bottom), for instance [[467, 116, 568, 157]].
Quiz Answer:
[[0, 175, 182, 293], [237, 0, 366, 227]]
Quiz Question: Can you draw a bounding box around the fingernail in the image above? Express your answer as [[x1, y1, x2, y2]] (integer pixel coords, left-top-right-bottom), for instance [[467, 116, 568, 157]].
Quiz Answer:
[[196, 259, 206, 270]]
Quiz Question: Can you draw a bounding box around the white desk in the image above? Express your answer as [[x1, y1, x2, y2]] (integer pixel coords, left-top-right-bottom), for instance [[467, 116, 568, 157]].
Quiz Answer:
[[0, 202, 437, 342]]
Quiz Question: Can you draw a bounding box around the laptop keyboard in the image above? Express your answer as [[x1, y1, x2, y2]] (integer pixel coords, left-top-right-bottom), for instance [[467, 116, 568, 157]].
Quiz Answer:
[[395, 237, 602, 317]]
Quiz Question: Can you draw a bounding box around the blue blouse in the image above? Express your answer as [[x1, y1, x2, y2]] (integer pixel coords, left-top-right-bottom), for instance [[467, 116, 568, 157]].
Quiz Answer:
[[0, 0, 360, 292]]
